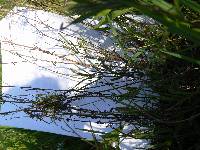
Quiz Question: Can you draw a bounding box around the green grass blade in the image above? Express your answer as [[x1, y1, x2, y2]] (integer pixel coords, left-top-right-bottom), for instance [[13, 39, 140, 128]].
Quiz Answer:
[[180, 0, 200, 13], [161, 50, 200, 65]]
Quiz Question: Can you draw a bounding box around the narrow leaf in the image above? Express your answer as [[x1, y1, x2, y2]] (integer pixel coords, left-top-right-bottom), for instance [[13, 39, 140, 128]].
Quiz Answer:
[[161, 50, 200, 65]]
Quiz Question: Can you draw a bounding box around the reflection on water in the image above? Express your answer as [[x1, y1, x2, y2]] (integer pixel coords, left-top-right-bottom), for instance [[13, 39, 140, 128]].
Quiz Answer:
[[0, 7, 149, 149]]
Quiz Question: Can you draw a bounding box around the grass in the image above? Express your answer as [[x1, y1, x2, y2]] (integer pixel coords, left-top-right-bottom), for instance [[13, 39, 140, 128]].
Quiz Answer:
[[0, 126, 94, 150]]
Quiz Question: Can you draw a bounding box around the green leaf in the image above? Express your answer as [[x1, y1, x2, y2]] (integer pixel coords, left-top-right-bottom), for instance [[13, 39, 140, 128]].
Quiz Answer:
[[110, 8, 132, 19], [95, 9, 112, 17], [151, 0, 176, 14], [180, 0, 200, 13], [93, 16, 109, 29], [130, 49, 145, 62], [102, 127, 122, 144], [160, 50, 200, 65]]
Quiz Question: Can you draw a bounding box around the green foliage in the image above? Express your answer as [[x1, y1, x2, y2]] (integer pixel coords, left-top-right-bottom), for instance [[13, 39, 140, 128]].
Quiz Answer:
[[0, 0, 26, 19], [1, 0, 200, 149], [67, 0, 200, 66], [65, 0, 200, 149], [0, 126, 93, 150], [67, 0, 200, 43], [101, 127, 123, 149]]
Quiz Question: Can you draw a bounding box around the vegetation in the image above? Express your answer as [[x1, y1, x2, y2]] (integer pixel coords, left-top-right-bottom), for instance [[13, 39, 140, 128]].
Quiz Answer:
[[0, 126, 94, 150], [65, 0, 200, 149], [0, 0, 200, 149]]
